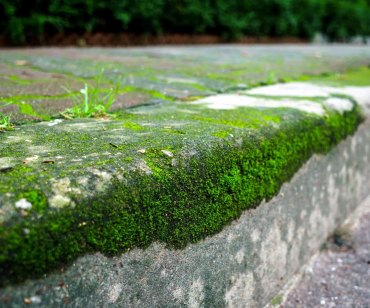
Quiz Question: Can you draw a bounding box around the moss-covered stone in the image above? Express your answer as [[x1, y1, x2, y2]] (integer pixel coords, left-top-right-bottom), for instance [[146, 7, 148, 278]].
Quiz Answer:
[[0, 91, 364, 285]]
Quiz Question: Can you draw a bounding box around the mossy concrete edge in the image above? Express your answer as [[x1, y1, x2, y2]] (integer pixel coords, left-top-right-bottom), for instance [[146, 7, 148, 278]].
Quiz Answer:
[[0, 86, 366, 285], [1, 113, 369, 307]]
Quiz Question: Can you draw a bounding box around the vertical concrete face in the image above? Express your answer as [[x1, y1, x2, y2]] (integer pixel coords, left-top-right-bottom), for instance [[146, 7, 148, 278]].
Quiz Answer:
[[1, 117, 369, 307]]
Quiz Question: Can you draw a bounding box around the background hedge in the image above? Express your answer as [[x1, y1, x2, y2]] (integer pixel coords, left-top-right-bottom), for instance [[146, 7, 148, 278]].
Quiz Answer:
[[1, 0, 369, 45]]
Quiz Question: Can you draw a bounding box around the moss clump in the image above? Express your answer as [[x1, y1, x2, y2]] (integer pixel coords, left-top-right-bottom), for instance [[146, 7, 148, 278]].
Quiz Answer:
[[17, 190, 48, 215], [123, 121, 144, 131], [213, 130, 232, 138], [271, 295, 283, 306], [301, 66, 370, 87]]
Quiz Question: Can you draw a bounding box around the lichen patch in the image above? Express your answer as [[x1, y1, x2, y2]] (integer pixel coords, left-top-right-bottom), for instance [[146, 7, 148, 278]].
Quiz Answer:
[[107, 283, 123, 304], [89, 169, 112, 192], [225, 272, 255, 308], [188, 278, 205, 308], [48, 195, 72, 209], [48, 177, 81, 208], [133, 159, 152, 175]]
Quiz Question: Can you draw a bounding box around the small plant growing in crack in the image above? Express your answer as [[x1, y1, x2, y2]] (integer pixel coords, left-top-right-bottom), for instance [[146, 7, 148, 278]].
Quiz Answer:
[[0, 112, 13, 131], [61, 70, 121, 119]]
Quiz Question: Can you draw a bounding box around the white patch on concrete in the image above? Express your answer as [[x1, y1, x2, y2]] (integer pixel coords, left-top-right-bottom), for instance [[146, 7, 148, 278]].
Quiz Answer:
[[235, 249, 245, 264], [90, 169, 112, 192], [29, 296, 42, 304], [5, 136, 26, 144], [49, 195, 72, 209], [227, 232, 237, 243], [193, 94, 325, 115], [15, 198, 32, 210], [49, 178, 81, 208], [250, 228, 260, 243], [107, 283, 123, 303], [256, 221, 288, 291], [225, 272, 255, 308], [63, 122, 100, 129], [247, 82, 332, 98], [287, 225, 305, 273], [286, 221, 295, 242], [323, 97, 353, 114], [307, 206, 326, 251], [161, 150, 174, 157], [0, 157, 16, 170], [246, 82, 370, 102], [77, 176, 89, 186], [245, 82, 370, 109], [332, 86, 370, 107], [28, 145, 52, 154], [23, 155, 39, 164], [188, 278, 204, 308], [328, 173, 340, 216], [173, 286, 184, 301], [134, 160, 152, 175], [47, 119, 63, 126]]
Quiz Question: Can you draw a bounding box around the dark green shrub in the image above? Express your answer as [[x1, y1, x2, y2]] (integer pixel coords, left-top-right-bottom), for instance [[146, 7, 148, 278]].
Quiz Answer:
[[163, 0, 215, 34], [0, 0, 369, 45]]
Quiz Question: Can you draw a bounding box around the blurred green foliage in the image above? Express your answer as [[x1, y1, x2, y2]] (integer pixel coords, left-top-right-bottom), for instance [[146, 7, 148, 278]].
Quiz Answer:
[[0, 0, 369, 44]]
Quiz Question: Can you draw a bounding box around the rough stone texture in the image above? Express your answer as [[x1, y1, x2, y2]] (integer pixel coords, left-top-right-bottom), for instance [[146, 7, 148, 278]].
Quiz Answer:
[[1, 107, 369, 307], [280, 196, 370, 308]]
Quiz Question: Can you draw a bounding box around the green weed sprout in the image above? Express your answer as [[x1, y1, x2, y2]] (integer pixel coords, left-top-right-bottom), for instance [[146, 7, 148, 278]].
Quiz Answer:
[[62, 71, 121, 119], [0, 112, 13, 131]]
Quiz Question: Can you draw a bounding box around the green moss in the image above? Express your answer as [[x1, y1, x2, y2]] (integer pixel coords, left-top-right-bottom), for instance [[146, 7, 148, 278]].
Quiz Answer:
[[301, 66, 370, 87], [213, 130, 231, 138], [7, 75, 33, 85], [270, 295, 283, 306], [123, 121, 144, 131]]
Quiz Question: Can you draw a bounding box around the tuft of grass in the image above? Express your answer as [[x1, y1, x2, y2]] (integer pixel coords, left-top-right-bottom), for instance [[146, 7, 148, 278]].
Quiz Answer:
[[0, 112, 14, 131], [61, 70, 121, 119]]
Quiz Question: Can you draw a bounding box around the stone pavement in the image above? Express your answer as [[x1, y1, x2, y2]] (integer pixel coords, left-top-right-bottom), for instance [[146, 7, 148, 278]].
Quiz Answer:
[[1, 45, 370, 123]]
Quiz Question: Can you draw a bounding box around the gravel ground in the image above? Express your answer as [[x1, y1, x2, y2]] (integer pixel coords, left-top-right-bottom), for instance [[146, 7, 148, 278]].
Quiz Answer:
[[282, 205, 370, 308]]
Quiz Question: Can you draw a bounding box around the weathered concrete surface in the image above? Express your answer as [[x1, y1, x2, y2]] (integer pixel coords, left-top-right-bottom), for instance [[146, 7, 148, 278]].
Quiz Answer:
[[0, 101, 369, 307], [278, 195, 370, 308]]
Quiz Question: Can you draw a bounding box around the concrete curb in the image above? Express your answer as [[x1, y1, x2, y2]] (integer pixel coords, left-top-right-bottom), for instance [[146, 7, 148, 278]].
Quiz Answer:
[[1, 100, 369, 308]]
